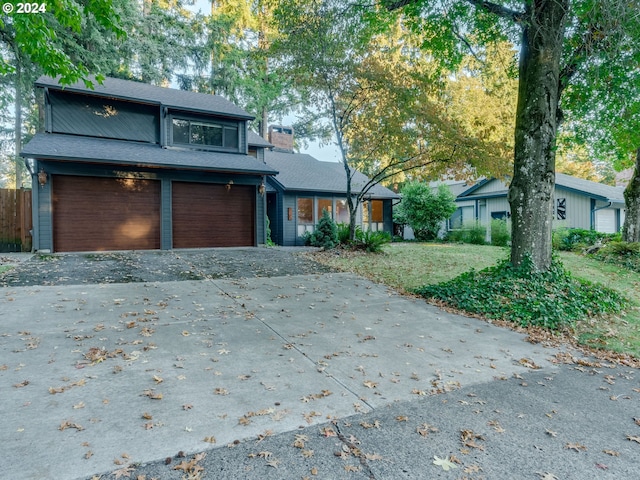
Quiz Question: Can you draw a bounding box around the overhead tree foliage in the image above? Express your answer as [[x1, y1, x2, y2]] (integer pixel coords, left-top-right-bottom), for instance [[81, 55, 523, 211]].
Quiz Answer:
[[274, 0, 507, 240], [385, 0, 640, 270]]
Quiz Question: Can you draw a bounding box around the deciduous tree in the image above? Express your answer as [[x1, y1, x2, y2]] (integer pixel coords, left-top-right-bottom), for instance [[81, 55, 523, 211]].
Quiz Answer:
[[385, 0, 640, 270]]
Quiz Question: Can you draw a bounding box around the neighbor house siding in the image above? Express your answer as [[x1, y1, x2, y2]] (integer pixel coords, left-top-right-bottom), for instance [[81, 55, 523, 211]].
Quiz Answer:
[[553, 189, 591, 230], [48, 90, 159, 143]]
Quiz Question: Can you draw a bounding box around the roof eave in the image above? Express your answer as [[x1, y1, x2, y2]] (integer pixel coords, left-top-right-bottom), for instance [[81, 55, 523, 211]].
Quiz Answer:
[[21, 153, 277, 176]]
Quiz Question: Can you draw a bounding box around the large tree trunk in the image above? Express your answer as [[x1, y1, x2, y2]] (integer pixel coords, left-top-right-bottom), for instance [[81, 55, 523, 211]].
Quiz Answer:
[[508, 0, 568, 271], [622, 147, 640, 242]]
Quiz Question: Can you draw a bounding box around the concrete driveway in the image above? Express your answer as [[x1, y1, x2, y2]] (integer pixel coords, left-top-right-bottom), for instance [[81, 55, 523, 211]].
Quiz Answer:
[[1, 249, 638, 479]]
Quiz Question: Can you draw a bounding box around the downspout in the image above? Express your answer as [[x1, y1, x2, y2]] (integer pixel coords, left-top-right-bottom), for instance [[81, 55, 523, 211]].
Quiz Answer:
[[591, 201, 612, 230]]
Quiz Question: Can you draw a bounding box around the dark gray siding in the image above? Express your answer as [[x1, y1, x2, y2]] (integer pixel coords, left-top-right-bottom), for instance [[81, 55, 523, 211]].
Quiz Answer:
[[33, 160, 264, 251], [383, 199, 394, 234], [256, 190, 266, 244], [278, 193, 394, 246], [160, 179, 172, 249], [283, 194, 297, 246], [49, 90, 159, 143]]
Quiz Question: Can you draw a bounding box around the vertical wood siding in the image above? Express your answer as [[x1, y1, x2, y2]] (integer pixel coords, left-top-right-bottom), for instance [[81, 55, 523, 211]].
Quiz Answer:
[[0, 189, 32, 252]]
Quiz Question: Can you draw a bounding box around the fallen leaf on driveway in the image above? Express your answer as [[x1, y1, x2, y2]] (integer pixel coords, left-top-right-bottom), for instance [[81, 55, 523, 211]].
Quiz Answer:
[[141, 389, 163, 400], [112, 465, 135, 479], [433, 456, 457, 471], [59, 420, 84, 431], [536, 473, 558, 480], [565, 442, 587, 452], [627, 435, 640, 444]]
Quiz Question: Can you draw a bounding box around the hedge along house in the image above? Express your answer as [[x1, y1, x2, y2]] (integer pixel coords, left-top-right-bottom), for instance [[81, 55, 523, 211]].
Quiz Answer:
[[263, 126, 399, 246], [21, 76, 277, 252], [450, 173, 626, 237]]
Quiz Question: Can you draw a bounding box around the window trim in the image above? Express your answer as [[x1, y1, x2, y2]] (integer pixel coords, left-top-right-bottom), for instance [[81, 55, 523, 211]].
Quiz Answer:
[[170, 114, 240, 152]]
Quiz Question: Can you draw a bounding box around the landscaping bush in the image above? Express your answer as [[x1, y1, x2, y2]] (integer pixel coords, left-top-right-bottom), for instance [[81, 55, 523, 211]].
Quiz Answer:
[[309, 209, 339, 249], [593, 241, 640, 273], [490, 219, 510, 247], [414, 255, 626, 330], [336, 222, 352, 245], [394, 183, 456, 241], [353, 229, 391, 253], [552, 227, 617, 252], [446, 222, 486, 245]]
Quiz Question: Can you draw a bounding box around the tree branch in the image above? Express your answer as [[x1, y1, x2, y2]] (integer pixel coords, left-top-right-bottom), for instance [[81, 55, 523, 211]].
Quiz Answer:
[[385, 0, 524, 23]]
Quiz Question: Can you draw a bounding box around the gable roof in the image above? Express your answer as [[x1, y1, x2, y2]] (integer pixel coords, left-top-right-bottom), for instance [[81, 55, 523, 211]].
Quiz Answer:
[[22, 133, 277, 176], [36, 76, 254, 120], [457, 173, 625, 204], [264, 149, 399, 198], [247, 130, 273, 148], [555, 173, 625, 203]]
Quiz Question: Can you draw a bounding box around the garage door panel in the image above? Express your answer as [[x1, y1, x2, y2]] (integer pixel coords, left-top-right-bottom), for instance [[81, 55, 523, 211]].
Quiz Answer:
[[53, 175, 161, 252], [172, 182, 255, 248]]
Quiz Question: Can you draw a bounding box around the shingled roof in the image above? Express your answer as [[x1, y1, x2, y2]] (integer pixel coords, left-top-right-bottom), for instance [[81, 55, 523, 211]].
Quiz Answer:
[[265, 149, 399, 198], [36, 76, 254, 119], [458, 173, 625, 204], [22, 133, 277, 176], [555, 173, 625, 203]]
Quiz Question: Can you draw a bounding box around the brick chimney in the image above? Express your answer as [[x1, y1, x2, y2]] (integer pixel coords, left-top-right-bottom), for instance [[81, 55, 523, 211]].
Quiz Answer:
[[268, 125, 294, 152]]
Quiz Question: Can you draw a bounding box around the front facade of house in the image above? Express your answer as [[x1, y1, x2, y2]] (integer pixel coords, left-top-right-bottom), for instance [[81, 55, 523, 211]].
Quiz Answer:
[[449, 173, 626, 236], [22, 76, 277, 252], [263, 129, 398, 246]]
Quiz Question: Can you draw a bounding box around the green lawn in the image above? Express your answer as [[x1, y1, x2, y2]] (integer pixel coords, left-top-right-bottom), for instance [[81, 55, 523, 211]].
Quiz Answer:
[[314, 242, 640, 358]]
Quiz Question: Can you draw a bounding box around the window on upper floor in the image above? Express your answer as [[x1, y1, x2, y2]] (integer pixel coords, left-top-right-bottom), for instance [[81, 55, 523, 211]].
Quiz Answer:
[[171, 117, 239, 151]]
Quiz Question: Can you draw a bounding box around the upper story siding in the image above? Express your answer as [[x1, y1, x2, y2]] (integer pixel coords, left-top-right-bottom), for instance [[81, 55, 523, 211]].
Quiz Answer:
[[39, 76, 253, 156]]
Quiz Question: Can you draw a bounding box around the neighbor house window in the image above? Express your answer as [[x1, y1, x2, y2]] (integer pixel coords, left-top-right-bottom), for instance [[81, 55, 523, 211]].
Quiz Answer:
[[449, 206, 474, 229], [297, 197, 314, 236], [172, 117, 239, 150]]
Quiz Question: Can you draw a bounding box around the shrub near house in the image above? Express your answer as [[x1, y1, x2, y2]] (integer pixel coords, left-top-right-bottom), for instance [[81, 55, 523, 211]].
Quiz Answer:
[[394, 183, 457, 241]]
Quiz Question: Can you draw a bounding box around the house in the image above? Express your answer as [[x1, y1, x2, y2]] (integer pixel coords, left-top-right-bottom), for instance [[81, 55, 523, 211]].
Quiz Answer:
[[262, 126, 399, 246], [449, 173, 626, 235], [21, 76, 277, 252]]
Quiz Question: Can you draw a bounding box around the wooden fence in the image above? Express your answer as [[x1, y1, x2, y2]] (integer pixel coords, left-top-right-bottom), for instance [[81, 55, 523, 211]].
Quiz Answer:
[[0, 188, 32, 252]]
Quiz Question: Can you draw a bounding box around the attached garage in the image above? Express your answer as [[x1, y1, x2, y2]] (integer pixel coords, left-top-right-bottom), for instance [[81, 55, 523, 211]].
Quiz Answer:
[[52, 175, 161, 252], [172, 182, 256, 248], [595, 208, 617, 234]]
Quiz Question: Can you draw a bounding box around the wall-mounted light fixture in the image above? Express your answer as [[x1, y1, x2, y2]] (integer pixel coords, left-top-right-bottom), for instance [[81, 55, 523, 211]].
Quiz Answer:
[[38, 169, 48, 187], [225, 180, 234, 191], [258, 182, 265, 196]]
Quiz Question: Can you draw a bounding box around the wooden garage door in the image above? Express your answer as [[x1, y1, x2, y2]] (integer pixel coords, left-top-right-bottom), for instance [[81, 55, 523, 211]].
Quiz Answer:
[[52, 175, 161, 252], [172, 182, 255, 248]]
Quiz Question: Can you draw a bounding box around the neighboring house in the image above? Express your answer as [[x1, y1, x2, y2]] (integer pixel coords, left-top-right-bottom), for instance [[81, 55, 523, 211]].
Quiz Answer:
[[21, 76, 277, 252], [262, 127, 399, 246], [449, 173, 626, 235]]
